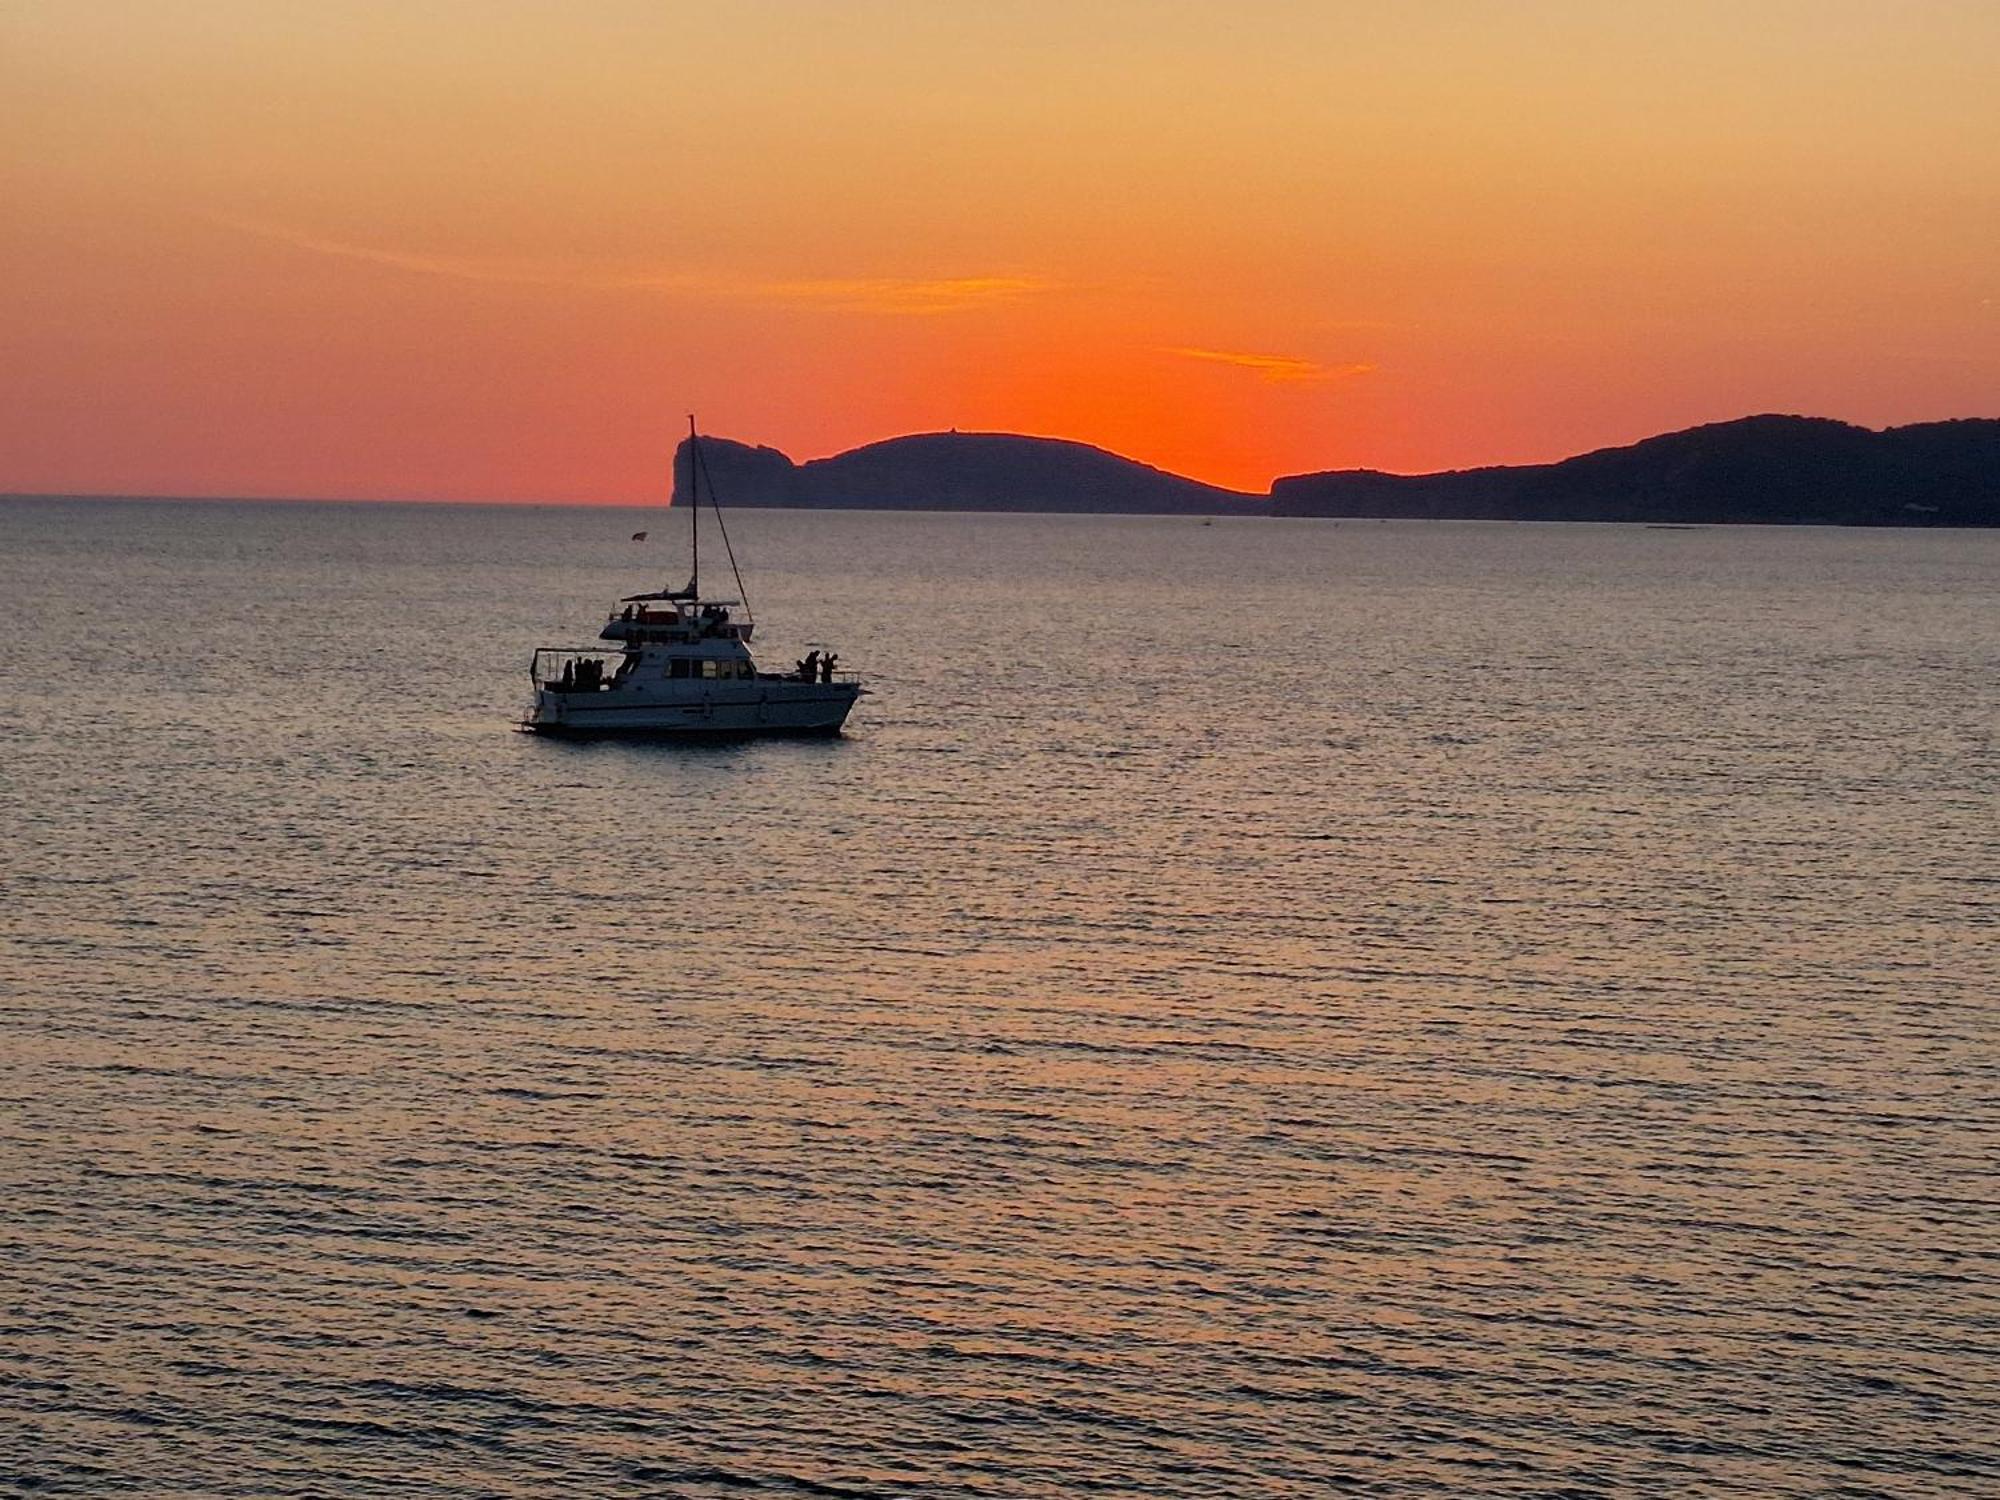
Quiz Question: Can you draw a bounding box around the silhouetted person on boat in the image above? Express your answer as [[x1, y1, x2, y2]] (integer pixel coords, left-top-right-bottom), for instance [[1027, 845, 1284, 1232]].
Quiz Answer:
[[559, 661, 575, 691], [800, 651, 820, 682], [820, 653, 838, 683]]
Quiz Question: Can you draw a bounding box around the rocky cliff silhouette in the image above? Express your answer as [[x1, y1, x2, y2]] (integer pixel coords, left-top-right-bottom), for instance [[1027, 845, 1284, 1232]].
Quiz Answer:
[[1271, 415, 2000, 526], [673, 431, 1262, 514], [670, 416, 1998, 525]]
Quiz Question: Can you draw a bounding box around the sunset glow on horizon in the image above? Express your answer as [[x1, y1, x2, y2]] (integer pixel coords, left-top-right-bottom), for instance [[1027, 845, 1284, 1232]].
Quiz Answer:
[[4, 1, 1995, 502]]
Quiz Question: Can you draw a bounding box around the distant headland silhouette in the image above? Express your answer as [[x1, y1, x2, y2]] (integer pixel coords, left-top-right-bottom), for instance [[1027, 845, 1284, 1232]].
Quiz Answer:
[[677, 415, 2000, 527], [676, 431, 1255, 516]]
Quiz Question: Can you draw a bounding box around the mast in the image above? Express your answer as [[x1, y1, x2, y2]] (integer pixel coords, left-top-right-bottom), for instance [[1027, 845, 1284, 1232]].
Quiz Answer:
[[686, 413, 755, 626], [686, 413, 700, 598]]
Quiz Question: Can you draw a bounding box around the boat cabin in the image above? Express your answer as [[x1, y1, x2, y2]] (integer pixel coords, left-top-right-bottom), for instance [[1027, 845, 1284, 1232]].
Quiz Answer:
[[599, 590, 753, 645], [531, 605, 766, 693]]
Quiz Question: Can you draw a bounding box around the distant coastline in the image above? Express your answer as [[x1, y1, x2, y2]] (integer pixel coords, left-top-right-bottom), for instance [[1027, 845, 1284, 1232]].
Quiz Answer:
[[678, 415, 1999, 527], [11, 413, 1995, 524], [1273, 416, 2000, 528]]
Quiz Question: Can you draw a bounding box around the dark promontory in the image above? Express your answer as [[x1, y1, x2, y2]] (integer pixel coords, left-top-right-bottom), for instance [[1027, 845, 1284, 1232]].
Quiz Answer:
[[1271, 415, 2000, 526], [674, 431, 1263, 515], [670, 416, 1998, 525]]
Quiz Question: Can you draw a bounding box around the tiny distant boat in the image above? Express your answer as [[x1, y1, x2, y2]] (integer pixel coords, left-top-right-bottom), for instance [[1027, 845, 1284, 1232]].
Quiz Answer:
[[523, 420, 865, 739]]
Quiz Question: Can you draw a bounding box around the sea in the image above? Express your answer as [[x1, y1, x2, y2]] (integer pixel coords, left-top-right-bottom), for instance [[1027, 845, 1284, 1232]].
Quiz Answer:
[[1, 496, 1995, 1498]]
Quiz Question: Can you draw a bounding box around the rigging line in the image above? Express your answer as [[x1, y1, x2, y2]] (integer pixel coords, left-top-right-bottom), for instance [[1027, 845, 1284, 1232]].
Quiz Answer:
[[691, 428, 754, 623]]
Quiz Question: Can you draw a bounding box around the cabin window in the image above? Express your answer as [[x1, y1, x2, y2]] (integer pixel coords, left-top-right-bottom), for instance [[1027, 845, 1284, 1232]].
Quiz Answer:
[[673, 657, 748, 680]]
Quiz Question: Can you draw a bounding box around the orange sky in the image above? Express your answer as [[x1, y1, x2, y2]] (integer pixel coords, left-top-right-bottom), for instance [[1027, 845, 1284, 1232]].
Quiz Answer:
[[3, 1, 1994, 501]]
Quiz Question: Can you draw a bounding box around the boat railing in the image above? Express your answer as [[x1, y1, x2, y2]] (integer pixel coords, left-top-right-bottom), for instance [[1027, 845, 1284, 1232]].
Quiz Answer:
[[760, 670, 864, 687], [532, 647, 858, 691], [602, 616, 750, 642], [530, 646, 628, 687]]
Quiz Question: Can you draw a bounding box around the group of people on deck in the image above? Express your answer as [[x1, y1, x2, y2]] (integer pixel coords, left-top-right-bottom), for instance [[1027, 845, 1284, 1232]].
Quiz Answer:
[[794, 651, 839, 683], [557, 657, 606, 692]]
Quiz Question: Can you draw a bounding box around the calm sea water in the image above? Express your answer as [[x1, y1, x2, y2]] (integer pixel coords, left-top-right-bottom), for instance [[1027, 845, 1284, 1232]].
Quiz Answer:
[[1, 497, 1995, 1498]]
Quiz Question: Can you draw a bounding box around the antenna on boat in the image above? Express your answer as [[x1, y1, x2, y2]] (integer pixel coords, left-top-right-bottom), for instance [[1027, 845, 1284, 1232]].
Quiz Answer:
[[686, 414, 754, 626]]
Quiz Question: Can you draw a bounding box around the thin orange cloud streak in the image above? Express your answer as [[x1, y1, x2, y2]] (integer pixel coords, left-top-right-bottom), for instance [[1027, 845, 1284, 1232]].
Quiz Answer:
[[218, 217, 1055, 315], [215, 216, 582, 286], [1165, 347, 1376, 384], [745, 275, 1053, 315]]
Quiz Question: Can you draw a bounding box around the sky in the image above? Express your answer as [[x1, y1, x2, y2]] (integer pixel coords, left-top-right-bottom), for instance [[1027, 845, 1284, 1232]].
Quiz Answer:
[[2, 0, 1995, 501]]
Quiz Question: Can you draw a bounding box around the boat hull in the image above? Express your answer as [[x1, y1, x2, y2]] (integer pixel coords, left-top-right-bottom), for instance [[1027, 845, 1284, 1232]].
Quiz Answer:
[[523, 720, 845, 740], [523, 682, 861, 739]]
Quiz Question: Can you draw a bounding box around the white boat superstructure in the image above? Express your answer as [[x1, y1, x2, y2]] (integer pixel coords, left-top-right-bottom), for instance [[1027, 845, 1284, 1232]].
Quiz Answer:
[[523, 423, 864, 738]]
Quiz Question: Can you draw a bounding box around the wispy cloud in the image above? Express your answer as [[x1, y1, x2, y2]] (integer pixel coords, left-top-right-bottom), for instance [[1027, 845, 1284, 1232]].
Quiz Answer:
[[1165, 347, 1375, 383], [737, 275, 1050, 315], [217, 217, 586, 286], [217, 216, 1053, 314]]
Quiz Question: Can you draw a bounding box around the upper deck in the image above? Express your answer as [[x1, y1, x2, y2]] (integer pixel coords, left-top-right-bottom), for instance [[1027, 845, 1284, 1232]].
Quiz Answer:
[[599, 592, 754, 645]]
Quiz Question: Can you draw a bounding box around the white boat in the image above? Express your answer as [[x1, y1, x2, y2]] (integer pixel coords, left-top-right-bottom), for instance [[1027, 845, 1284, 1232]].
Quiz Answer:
[[523, 422, 864, 739]]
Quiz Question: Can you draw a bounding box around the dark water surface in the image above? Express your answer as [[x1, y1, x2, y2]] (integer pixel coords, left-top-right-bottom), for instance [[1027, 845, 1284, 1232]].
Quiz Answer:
[[2, 498, 1995, 1497]]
